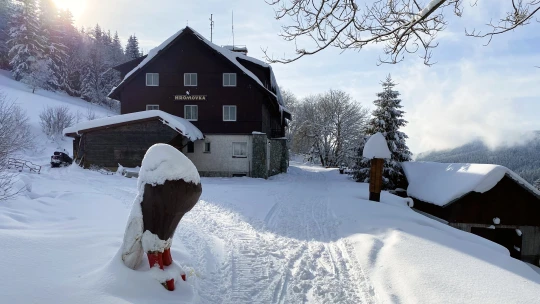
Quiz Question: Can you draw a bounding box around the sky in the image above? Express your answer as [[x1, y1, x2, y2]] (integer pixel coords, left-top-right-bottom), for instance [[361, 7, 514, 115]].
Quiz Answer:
[[65, 0, 540, 155]]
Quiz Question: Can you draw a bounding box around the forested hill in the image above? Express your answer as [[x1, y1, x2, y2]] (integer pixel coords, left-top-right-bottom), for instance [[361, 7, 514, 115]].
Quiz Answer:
[[416, 132, 540, 184]]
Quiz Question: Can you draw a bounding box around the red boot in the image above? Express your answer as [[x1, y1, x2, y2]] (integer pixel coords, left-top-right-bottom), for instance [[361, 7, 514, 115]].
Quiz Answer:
[[147, 251, 164, 269], [163, 248, 173, 266]]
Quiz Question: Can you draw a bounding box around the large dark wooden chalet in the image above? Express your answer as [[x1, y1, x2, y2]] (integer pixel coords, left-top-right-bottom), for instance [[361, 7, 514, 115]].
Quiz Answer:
[[65, 26, 291, 178], [402, 161, 540, 265]]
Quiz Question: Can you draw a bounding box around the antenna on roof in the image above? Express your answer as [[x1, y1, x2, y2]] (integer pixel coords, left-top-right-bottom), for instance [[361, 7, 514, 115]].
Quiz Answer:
[[210, 14, 214, 42], [232, 11, 235, 48]]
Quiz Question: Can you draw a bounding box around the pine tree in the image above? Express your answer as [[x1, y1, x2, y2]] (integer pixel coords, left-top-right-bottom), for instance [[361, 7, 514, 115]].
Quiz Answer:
[[353, 75, 412, 190], [0, 0, 14, 69], [125, 34, 140, 60], [111, 31, 126, 64], [7, 0, 46, 81], [80, 24, 121, 108], [534, 178, 540, 191], [39, 0, 67, 90], [59, 9, 82, 95]]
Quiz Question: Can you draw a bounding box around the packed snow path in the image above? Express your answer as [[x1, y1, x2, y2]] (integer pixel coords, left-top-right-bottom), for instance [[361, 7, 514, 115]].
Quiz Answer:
[[187, 165, 376, 303], [2, 161, 540, 303]]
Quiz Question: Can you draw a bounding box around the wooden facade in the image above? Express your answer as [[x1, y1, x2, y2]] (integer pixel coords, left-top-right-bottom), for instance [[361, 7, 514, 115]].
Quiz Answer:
[[74, 119, 180, 168], [109, 27, 287, 138], [411, 175, 540, 265]]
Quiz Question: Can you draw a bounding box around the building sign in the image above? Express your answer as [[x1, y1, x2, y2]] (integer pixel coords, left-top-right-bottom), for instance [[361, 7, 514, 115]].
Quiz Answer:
[[174, 95, 207, 101]]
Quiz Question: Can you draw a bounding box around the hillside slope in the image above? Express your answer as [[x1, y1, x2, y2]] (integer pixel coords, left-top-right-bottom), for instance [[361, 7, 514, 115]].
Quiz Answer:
[[417, 135, 540, 183], [0, 70, 115, 164]]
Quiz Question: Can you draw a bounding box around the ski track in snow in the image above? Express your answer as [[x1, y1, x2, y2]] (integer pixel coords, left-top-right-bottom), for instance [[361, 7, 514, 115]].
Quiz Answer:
[[17, 164, 376, 303], [179, 168, 376, 304]]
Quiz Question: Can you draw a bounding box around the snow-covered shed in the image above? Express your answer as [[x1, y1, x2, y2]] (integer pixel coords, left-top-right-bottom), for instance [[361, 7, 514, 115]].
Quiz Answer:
[[402, 161, 540, 265], [64, 110, 203, 169]]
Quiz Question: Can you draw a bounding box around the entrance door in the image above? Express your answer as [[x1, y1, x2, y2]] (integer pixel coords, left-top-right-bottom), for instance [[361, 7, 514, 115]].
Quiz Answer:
[[471, 227, 522, 259]]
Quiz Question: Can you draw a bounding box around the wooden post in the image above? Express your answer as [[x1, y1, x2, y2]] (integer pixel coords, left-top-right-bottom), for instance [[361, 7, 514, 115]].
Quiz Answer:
[[369, 158, 384, 202]]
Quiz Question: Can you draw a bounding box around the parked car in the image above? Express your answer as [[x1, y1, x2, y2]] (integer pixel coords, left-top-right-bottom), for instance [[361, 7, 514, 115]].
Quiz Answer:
[[50, 151, 73, 168]]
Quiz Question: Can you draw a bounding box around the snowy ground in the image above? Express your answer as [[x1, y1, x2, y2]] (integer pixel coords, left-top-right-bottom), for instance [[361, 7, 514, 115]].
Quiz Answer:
[[1, 162, 539, 303], [0, 70, 114, 165], [2, 70, 540, 303]]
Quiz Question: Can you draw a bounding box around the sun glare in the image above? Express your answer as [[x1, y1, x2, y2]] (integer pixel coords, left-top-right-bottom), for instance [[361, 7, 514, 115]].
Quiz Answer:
[[53, 0, 86, 19]]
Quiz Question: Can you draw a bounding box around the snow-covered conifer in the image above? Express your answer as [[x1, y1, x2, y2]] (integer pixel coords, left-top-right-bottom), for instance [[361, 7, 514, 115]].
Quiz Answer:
[[0, 0, 14, 69], [125, 35, 141, 60], [39, 0, 67, 90], [7, 0, 46, 81], [80, 24, 121, 107], [111, 31, 126, 64], [58, 9, 82, 95], [354, 75, 412, 189]]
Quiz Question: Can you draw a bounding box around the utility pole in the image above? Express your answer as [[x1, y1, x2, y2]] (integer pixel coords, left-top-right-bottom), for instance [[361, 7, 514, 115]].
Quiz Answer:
[[210, 14, 214, 42], [232, 11, 235, 48]]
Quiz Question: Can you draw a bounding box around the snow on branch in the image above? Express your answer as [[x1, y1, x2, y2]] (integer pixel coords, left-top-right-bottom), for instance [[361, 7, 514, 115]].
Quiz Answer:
[[265, 0, 540, 65], [465, 0, 540, 45], [264, 0, 462, 65]]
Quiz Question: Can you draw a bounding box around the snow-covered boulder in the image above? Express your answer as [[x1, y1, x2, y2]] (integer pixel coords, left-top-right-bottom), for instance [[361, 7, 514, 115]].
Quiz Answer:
[[363, 132, 391, 159]]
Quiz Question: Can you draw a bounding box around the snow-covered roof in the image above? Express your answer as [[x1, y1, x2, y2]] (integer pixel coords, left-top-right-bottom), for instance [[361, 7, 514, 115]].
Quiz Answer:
[[402, 161, 540, 207], [109, 27, 287, 112], [363, 132, 391, 159], [63, 110, 204, 141]]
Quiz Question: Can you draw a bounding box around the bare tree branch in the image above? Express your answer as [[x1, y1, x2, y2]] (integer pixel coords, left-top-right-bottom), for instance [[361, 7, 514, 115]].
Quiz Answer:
[[264, 0, 540, 65]]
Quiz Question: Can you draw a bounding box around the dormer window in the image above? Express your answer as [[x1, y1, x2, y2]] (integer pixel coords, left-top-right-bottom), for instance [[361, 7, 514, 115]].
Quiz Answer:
[[223, 73, 237, 87], [146, 73, 159, 86], [184, 73, 197, 86]]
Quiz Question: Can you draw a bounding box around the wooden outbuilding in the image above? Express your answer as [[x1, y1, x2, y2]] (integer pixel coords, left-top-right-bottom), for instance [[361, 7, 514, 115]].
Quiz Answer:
[[402, 161, 540, 265], [64, 110, 203, 169]]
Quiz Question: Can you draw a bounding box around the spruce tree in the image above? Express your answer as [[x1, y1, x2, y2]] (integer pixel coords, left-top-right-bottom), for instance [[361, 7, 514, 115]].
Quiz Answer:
[[0, 0, 14, 69], [125, 35, 140, 60], [353, 75, 412, 190], [111, 31, 126, 64], [59, 9, 82, 95], [39, 0, 67, 90], [7, 0, 46, 81]]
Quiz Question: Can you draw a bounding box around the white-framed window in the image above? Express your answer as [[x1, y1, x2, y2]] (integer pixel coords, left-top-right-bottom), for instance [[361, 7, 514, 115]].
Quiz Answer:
[[184, 105, 198, 121], [232, 142, 247, 158], [146, 104, 159, 111], [146, 73, 159, 86], [204, 142, 211, 153], [223, 73, 237, 87], [223, 105, 237, 121], [184, 73, 197, 86]]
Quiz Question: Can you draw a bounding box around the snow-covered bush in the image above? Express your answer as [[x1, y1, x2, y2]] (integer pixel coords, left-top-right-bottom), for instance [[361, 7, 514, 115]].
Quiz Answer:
[[0, 91, 33, 200], [39, 105, 75, 140], [21, 60, 53, 93]]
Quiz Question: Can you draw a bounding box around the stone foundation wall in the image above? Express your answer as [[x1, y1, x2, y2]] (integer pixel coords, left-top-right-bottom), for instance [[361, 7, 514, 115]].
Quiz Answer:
[[269, 138, 288, 177], [251, 134, 268, 179], [251, 134, 289, 179]]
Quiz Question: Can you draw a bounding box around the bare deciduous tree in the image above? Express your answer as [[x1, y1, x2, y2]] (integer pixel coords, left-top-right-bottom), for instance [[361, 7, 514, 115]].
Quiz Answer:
[[0, 91, 33, 200], [292, 90, 369, 166], [39, 105, 75, 140], [264, 0, 539, 65]]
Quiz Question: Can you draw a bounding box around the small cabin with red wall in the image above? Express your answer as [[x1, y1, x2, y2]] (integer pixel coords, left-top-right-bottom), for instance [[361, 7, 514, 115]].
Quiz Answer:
[[402, 161, 540, 265]]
